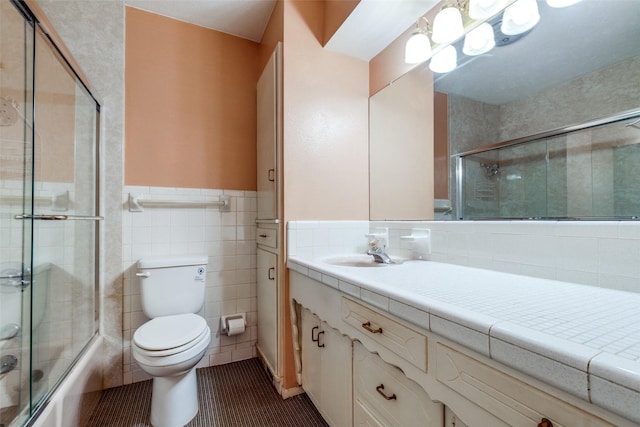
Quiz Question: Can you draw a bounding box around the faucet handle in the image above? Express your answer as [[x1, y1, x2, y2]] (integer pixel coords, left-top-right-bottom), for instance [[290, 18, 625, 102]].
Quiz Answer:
[[368, 238, 380, 249], [365, 227, 389, 249]]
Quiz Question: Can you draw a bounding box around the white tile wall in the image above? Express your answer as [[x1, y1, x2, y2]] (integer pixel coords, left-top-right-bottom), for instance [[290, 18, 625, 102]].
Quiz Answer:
[[1, 181, 93, 406], [372, 220, 640, 294], [122, 186, 257, 384]]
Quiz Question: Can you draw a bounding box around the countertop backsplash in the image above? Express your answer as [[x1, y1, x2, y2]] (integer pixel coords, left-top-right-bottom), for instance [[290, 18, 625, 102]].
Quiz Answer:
[[288, 220, 640, 294]]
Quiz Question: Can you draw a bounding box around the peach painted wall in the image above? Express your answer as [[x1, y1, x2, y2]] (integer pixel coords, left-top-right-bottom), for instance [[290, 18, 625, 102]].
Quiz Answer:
[[369, 24, 416, 96], [125, 7, 259, 190], [369, 1, 445, 96], [282, 0, 370, 221]]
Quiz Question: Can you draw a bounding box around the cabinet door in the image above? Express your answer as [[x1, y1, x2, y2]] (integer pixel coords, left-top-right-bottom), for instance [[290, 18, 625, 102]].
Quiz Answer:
[[354, 400, 386, 427], [444, 406, 470, 427], [301, 308, 322, 408], [320, 321, 353, 427], [301, 310, 353, 427], [257, 48, 277, 220], [257, 249, 278, 371]]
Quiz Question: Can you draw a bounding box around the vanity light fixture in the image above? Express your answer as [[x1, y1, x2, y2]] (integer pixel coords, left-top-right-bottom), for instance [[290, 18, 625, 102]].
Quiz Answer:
[[429, 45, 458, 73], [546, 0, 582, 7], [501, 0, 540, 35], [404, 17, 433, 64], [463, 22, 496, 55], [431, 5, 465, 44], [468, 0, 508, 19]]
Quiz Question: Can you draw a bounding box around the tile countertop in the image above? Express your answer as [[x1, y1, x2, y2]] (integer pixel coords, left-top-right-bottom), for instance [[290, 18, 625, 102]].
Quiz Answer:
[[287, 255, 640, 424]]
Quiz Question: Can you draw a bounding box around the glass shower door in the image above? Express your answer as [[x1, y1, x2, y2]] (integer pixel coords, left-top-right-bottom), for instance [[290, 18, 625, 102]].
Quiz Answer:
[[1, 2, 100, 425], [28, 24, 99, 414], [0, 2, 35, 426]]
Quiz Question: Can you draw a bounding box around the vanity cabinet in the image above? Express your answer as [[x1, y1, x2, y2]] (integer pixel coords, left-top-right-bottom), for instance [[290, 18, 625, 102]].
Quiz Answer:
[[289, 270, 633, 427], [301, 308, 352, 427], [353, 341, 443, 427], [435, 343, 616, 427]]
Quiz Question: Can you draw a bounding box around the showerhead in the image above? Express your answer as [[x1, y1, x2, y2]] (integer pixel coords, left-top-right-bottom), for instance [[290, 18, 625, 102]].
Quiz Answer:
[[480, 162, 501, 178]]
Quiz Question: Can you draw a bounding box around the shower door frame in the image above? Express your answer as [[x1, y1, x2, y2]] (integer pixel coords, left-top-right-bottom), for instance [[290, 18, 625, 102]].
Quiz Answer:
[[7, 0, 102, 424]]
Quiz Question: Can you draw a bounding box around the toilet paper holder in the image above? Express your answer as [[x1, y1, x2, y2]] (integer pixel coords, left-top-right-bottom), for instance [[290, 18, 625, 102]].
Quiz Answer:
[[221, 313, 246, 336]]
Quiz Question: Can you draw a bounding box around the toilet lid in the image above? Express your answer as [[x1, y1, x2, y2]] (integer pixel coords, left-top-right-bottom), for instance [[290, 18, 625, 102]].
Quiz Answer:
[[133, 313, 207, 351]]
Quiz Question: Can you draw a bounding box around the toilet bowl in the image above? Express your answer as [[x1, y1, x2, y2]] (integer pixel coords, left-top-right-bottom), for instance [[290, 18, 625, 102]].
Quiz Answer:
[[133, 314, 211, 427], [132, 256, 210, 427]]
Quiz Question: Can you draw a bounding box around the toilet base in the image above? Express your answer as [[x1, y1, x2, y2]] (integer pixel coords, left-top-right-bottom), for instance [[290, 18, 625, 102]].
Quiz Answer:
[[150, 367, 198, 427]]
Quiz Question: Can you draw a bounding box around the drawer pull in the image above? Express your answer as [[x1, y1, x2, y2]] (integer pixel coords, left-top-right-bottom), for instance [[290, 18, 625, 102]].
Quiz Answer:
[[375, 384, 396, 401], [259, 234, 269, 238], [268, 267, 276, 280], [317, 330, 325, 348], [362, 321, 383, 334], [312, 326, 320, 342], [538, 418, 553, 427]]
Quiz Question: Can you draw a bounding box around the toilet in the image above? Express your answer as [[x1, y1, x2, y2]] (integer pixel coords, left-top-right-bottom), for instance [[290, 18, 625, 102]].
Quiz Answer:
[[132, 256, 211, 427]]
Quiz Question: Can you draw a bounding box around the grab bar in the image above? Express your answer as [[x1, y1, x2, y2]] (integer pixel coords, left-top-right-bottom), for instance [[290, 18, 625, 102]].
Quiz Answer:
[[14, 214, 104, 221], [0, 191, 70, 211], [128, 193, 230, 212]]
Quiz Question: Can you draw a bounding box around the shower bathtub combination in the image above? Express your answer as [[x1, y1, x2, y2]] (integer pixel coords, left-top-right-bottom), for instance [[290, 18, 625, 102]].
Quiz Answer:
[[1, 1, 101, 426]]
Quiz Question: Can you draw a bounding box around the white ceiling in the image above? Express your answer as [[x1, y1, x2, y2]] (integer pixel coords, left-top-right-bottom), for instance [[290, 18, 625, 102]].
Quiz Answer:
[[124, 0, 277, 42], [123, 0, 432, 61], [324, 0, 440, 61]]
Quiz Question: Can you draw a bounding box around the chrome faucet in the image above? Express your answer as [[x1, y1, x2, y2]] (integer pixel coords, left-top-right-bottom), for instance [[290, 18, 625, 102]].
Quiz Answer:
[[366, 239, 394, 264]]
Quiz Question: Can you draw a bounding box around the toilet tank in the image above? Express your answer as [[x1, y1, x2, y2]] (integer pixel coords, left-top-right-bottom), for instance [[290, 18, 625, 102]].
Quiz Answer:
[[137, 256, 208, 318]]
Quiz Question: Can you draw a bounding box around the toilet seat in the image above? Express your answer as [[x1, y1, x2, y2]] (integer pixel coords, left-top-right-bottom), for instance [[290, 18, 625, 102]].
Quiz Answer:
[[133, 313, 209, 357], [132, 326, 211, 369]]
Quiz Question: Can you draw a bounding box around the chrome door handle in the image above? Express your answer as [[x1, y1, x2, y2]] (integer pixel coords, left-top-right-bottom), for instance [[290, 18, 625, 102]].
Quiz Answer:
[[136, 272, 151, 278]]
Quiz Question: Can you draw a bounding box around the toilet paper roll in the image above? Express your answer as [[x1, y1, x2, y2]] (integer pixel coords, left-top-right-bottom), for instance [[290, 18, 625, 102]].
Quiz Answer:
[[226, 318, 245, 336]]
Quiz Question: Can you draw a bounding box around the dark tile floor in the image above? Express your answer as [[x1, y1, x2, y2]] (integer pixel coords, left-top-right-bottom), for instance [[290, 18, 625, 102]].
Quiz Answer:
[[85, 358, 327, 426]]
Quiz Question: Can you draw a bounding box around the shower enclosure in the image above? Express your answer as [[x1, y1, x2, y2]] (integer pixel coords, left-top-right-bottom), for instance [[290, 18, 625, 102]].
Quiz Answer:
[[1, 2, 100, 426]]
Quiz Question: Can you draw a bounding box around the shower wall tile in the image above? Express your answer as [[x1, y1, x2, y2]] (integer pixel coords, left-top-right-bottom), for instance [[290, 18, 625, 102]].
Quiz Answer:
[[122, 185, 257, 384]]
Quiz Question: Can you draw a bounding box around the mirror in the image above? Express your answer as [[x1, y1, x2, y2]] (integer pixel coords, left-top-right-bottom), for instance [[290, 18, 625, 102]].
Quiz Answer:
[[369, 0, 640, 221]]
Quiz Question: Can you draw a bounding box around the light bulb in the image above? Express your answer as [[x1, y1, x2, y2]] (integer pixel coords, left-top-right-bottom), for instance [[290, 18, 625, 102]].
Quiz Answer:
[[463, 23, 495, 56], [501, 0, 540, 35], [468, 0, 508, 20], [431, 7, 464, 44], [429, 46, 457, 74], [546, 0, 582, 7], [404, 31, 432, 64]]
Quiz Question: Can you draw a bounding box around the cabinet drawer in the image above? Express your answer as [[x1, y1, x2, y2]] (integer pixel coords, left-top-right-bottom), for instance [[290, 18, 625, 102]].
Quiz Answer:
[[353, 342, 442, 427], [436, 343, 616, 427], [342, 297, 427, 371], [256, 227, 277, 248]]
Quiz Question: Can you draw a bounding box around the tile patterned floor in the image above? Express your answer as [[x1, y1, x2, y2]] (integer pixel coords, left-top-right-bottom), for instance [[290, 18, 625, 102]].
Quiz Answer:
[[86, 358, 327, 426]]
